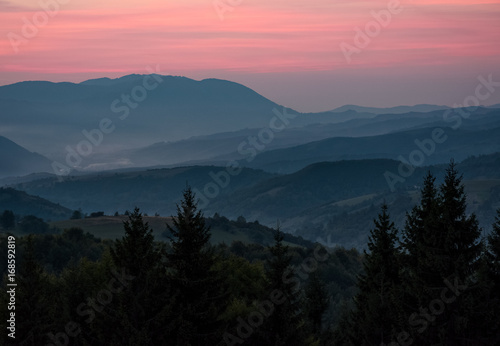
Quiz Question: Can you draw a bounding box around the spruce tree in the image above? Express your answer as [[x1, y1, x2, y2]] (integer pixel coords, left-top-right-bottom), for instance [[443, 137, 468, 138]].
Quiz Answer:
[[107, 208, 169, 345], [438, 162, 482, 343], [111, 207, 162, 276], [167, 186, 227, 345], [440, 161, 482, 280], [401, 171, 443, 335], [401, 163, 483, 344], [402, 171, 441, 267], [348, 204, 401, 345], [263, 226, 305, 346]]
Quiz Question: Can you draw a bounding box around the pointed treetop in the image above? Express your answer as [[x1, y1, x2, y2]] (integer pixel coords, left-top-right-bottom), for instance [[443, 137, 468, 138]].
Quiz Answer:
[[167, 185, 211, 266], [269, 223, 288, 257], [440, 159, 467, 220], [421, 171, 438, 210], [367, 204, 398, 256], [111, 206, 159, 277]]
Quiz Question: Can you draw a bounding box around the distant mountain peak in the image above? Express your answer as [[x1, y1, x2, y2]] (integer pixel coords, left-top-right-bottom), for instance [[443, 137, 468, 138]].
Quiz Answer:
[[79, 74, 172, 86]]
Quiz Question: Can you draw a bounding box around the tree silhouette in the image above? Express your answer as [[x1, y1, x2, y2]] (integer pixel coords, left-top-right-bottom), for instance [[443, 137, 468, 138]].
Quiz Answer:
[[107, 207, 169, 345], [263, 226, 305, 346], [348, 204, 402, 345], [167, 186, 228, 345]]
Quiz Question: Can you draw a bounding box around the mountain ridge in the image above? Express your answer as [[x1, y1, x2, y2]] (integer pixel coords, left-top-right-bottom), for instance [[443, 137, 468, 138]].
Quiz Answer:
[[0, 135, 53, 178]]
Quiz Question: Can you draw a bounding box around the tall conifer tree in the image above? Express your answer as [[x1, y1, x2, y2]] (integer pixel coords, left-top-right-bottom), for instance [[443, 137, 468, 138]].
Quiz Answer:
[[263, 227, 305, 346], [348, 204, 401, 345], [167, 186, 227, 345], [107, 208, 169, 345], [401, 162, 482, 344]]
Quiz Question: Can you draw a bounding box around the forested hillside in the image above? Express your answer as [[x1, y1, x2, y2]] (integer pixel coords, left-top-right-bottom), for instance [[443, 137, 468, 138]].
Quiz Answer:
[[7, 153, 500, 250], [0, 190, 362, 346], [1, 163, 499, 344], [0, 188, 72, 221]]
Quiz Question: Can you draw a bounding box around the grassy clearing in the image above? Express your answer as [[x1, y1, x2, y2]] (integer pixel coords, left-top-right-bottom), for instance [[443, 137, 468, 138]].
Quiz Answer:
[[51, 216, 171, 240], [333, 193, 377, 207], [51, 216, 256, 245]]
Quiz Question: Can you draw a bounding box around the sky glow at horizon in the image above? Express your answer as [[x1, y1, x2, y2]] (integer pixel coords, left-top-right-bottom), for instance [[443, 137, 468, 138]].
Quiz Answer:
[[1, 0, 499, 111]]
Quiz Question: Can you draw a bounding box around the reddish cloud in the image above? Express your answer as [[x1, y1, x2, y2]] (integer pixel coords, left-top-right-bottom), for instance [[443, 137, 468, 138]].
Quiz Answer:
[[0, 0, 499, 86]]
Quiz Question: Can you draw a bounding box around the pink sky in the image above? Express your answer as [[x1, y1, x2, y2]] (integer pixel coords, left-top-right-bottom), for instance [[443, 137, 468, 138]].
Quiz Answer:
[[1, 0, 500, 111]]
